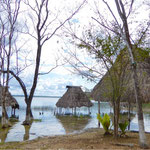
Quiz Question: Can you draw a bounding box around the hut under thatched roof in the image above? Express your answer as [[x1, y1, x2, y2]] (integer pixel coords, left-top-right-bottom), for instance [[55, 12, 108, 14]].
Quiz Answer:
[[56, 86, 93, 109], [0, 86, 19, 115], [91, 49, 150, 104]]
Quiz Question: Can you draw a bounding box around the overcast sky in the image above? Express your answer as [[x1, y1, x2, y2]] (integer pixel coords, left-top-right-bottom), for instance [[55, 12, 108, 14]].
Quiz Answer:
[[8, 0, 96, 96], [7, 0, 149, 96]]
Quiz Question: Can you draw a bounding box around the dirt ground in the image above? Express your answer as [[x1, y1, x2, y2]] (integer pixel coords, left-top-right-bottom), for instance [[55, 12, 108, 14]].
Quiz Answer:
[[0, 128, 150, 149]]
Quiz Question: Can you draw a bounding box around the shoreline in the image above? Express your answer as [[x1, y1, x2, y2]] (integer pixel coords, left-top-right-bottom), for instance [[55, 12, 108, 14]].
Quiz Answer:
[[0, 128, 150, 149]]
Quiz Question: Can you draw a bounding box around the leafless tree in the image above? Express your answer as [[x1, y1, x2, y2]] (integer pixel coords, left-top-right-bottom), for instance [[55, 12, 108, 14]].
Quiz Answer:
[[1, 0, 87, 125], [0, 0, 21, 128]]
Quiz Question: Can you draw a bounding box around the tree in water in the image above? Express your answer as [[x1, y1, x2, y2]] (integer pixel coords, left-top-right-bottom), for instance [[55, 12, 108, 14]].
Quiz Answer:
[[1, 0, 87, 125], [0, 0, 21, 128]]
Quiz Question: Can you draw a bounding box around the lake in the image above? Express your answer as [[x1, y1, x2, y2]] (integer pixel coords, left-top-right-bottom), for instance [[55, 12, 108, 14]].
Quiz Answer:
[[0, 96, 150, 142]]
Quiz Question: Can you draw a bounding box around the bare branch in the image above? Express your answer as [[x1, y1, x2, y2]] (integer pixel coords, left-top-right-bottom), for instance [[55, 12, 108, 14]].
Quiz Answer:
[[91, 17, 120, 35], [127, 0, 134, 18], [41, 0, 87, 46]]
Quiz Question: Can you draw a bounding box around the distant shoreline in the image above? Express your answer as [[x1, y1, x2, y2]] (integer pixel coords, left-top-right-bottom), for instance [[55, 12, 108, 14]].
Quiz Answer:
[[12, 95, 61, 98]]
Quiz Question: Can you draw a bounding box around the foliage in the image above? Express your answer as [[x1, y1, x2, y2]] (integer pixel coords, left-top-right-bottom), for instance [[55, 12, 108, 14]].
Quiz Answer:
[[97, 113, 111, 134], [119, 121, 129, 136]]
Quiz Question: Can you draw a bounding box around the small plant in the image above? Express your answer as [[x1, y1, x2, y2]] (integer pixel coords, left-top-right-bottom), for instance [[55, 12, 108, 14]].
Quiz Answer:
[[119, 121, 129, 136], [97, 113, 111, 135]]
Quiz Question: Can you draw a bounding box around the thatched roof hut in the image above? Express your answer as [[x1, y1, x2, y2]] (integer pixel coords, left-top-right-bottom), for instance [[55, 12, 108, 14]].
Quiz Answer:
[[56, 86, 93, 108], [0, 86, 19, 110], [91, 49, 150, 103]]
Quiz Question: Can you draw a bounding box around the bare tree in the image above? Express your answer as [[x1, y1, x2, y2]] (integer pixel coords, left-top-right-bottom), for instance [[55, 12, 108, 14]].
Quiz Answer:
[[0, 0, 21, 128], [1, 0, 87, 125]]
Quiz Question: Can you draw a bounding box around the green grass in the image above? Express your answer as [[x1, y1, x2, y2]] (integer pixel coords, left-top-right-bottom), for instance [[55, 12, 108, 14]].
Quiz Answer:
[[32, 119, 42, 122], [142, 103, 150, 109]]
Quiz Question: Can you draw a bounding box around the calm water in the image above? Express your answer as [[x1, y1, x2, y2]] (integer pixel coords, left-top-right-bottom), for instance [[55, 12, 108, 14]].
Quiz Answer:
[[0, 96, 150, 142]]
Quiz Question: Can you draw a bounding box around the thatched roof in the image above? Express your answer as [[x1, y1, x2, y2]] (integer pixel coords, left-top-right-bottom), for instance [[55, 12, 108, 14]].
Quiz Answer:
[[91, 49, 150, 103], [0, 86, 19, 109], [56, 86, 93, 108]]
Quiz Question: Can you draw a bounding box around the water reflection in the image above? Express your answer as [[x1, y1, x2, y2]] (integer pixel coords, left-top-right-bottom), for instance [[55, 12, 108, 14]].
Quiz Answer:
[[56, 115, 91, 134], [0, 119, 18, 143], [23, 121, 33, 141], [0, 96, 150, 142]]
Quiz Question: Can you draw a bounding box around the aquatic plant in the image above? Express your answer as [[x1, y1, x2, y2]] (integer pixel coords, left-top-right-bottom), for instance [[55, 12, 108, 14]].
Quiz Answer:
[[97, 113, 111, 135]]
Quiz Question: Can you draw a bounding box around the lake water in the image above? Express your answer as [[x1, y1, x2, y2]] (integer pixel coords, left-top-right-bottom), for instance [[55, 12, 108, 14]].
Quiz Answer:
[[1, 96, 150, 142]]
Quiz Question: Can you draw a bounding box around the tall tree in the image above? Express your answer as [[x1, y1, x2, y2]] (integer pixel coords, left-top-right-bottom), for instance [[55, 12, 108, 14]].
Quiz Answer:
[[22, 0, 87, 125], [0, 0, 21, 128], [91, 0, 149, 148], [0, 0, 86, 125], [114, 0, 148, 147]]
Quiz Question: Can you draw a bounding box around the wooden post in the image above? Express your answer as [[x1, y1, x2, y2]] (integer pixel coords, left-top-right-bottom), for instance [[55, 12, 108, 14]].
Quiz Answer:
[[72, 108, 73, 114], [98, 100, 100, 127], [14, 108, 16, 116], [74, 107, 76, 115], [88, 107, 91, 115], [128, 101, 131, 130]]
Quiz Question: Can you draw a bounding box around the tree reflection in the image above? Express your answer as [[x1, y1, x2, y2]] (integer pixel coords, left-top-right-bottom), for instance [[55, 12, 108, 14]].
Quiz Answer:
[[23, 121, 33, 141]]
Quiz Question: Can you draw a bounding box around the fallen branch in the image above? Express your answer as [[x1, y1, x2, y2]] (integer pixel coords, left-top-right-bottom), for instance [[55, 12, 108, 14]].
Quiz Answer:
[[111, 143, 134, 147]]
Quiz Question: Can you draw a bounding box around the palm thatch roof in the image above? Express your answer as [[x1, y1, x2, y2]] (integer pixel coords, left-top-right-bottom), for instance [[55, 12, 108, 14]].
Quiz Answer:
[[91, 48, 150, 103], [56, 86, 93, 108], [0, 86, 19, 109]]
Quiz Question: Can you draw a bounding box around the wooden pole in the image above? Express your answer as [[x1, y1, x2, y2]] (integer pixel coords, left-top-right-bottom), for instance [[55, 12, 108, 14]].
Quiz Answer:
[[128, 101, 131, 130], [88, 107, 90, 115], [98, 100, 100, 127], [74, 107, 76, 115]]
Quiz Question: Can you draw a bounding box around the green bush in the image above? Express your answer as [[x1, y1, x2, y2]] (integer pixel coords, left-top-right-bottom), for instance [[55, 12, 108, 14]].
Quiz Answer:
[[119, 121, 129, 136], [97, 113, 111, 134]]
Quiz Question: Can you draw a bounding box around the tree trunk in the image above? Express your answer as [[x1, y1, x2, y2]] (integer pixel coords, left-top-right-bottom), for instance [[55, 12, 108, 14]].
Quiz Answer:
[[128, 101, 131, 130], [113, 100, 120, 138], [22, 100, 33, 125], [1, 87, 10, 128], [132, 65, 148, 148], [114, 0, 148, 147], [1, 103, 10, 128]]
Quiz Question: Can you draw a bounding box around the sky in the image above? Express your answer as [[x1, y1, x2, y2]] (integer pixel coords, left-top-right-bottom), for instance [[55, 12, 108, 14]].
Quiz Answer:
[[8, 0, 96, 96], [4, 0, 149, 96]]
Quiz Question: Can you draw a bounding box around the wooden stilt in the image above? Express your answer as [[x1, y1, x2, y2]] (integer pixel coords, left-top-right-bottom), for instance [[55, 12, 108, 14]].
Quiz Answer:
[[14, 108, 15, 116], [128, 101, 131, 130], [74, 107, 76, 115], [11, 108, 13, 116], [98, 100, 100, 127], [88, 107, 91, 115]]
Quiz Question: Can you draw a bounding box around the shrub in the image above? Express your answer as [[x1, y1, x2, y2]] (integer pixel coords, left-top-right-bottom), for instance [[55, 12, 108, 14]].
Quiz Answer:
[[119, 121, 129, 136], [97, 113, 111, 135]]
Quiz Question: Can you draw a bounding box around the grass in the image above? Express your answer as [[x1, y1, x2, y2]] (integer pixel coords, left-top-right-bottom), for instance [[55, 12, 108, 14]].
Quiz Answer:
[[142, 103, 150, 109], [32, 119, 42, 122]]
